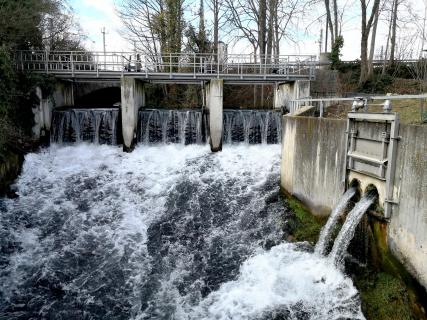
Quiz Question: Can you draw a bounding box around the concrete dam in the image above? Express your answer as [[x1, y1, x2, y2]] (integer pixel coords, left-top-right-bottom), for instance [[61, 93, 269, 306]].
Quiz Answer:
[[1, 51, 426, 319]]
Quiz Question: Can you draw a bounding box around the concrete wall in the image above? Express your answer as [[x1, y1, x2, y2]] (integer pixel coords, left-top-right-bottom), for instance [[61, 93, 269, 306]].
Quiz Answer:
[[281, 116, 347, 215], [389, 124, 427, 289], [274, 80, 311, 111], [52, 81, 74, 107], [32, 87, 53, 139], [280, 115, 427, 289]]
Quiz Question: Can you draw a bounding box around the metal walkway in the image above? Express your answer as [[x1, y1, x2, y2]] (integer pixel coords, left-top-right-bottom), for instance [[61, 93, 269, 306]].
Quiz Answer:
[[15, 51, 316, 84]]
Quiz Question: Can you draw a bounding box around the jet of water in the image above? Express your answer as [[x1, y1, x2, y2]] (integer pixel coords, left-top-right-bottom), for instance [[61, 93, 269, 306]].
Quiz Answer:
[[315, 188, 356, 256], [328, 194, 376, 267]]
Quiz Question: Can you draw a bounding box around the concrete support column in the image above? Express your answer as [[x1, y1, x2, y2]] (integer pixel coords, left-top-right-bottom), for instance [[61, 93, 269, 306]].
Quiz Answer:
[[52, 81, 74, 107], [32, 87, 53, 144], [274, 80, 311, 113], [121, 77, 145, 152], [206, 79, 223, 152]]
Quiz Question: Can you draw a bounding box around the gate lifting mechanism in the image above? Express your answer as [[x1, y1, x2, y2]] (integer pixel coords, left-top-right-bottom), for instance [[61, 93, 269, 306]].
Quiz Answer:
[[344, 97, 400, 220]]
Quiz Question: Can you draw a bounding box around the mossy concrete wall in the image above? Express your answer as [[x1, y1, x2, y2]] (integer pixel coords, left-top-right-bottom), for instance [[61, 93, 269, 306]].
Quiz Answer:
[[281, 116, 347, 216], [280, 115, 427, 289]]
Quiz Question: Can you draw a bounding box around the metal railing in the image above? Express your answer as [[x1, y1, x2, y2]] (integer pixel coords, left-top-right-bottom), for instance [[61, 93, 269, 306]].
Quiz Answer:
[[287, 94, 427, 118], [14, 51, 316, 80]]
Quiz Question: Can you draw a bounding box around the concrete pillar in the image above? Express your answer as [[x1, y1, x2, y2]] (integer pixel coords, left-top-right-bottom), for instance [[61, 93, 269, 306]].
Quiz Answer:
[[32, 87, 53, 144], [274, 80, 311, 113], [206, 79, 223, 152], [52, 81, 74, 107], [121, 77, 145, 152]]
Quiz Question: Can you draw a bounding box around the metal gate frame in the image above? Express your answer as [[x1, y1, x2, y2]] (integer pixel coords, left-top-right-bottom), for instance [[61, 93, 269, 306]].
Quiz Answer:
[[343, 112, 400, 219]]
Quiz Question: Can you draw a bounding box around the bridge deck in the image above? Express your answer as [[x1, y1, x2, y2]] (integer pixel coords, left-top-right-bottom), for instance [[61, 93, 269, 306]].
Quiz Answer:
[[15, 51, 316, 84]]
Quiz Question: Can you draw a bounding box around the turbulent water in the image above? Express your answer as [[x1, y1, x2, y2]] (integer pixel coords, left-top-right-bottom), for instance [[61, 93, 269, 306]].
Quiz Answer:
[[0, 144, 364, 319], [51, 108, 119, 144]]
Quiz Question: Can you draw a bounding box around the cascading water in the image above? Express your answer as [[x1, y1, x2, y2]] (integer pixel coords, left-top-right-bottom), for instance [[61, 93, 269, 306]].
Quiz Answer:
[[223, 110, 282, 144], [329, 194, 376, 267], [0, 143, 366, 320], [137, 109, 207, 144], [314, 188, 356, 256], [136, 109, 282, 145], [51, 108, 119, 144]]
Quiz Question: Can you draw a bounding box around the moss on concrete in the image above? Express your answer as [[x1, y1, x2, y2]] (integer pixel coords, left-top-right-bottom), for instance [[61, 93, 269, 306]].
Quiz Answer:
[[363, 218, 427, 320], [284, 194, 326, 244], [282, 191, 427, 320], [356, 272, 414, 320]]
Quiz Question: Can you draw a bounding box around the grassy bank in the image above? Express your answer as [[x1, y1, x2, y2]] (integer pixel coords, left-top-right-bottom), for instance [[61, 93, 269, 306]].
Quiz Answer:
[[282, 193, 427, 320]]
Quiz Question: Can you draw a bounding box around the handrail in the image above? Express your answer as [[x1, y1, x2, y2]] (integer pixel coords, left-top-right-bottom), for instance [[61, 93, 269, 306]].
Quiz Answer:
[[287, 94, 427, 116], [13, 50, 317, 79]]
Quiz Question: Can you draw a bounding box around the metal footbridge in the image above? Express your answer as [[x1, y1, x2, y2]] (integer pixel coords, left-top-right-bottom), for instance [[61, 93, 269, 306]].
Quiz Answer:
[[15, 51, 316, 84]]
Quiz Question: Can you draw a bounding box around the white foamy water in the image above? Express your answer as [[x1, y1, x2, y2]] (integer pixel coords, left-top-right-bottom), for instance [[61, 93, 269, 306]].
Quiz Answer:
[[0, 144, 364, 319]]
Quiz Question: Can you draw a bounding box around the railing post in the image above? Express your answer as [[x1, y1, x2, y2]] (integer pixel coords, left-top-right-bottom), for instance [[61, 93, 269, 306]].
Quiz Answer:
[[45, 50, 49, 73], [96, 53, 99, 77], [193, 52, 196, 78], [70, 52, 74, 77], [121, 54, 124, 76], [217, 52, 220, 78], [145, 55, 148, 78], [320, 100, 324, 118], [170, 53, 172, 78]]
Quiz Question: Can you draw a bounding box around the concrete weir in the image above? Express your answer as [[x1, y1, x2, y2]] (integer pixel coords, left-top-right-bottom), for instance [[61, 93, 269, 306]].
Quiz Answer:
[[121, 77, 145, 152], [206, 79, 223, 152], [280, 115, 427, 290], [274, 80, 311, 111]]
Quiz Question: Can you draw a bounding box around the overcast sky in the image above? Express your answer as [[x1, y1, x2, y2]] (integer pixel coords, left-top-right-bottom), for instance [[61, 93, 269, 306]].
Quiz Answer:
[[70, 0, 426, 60]]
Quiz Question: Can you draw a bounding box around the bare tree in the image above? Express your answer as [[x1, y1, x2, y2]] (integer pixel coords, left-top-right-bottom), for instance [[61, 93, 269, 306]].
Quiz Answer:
[[118, 0, 185, 63]]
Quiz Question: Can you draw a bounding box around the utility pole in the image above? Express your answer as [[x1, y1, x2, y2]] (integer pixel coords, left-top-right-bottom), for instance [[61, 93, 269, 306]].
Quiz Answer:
[[318, 28, 324, 57], [324, 19, 329, 53], [102, 27, 106, 69], [421, 3, 427, 56]]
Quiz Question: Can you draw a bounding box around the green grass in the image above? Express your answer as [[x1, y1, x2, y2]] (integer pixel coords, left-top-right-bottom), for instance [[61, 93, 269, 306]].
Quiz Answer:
[[324, 99, 427, 125]]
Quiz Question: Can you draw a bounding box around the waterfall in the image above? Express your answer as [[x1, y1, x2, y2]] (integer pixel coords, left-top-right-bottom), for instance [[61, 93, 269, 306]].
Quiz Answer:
[[329, 194, 376, 267], [138, 109, 282, 145], [223, 110, 282, 144], [51, 108, 119, 144], [137, 109, 207, 144], [314, 187, 356, 256]]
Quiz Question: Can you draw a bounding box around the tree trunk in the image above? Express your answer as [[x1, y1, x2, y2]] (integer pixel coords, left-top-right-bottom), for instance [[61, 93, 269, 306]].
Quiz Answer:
[[258, 0, 267, 63], [274, 5, 279, 61], [368, 5, 379, 77], [333, 0, 339, 38], [213, 0, 219, 55], [389, 0, 398, 64], [324, 0, 334, 49], [382, 7, 393, 75], [266, 0, 274, 64]]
